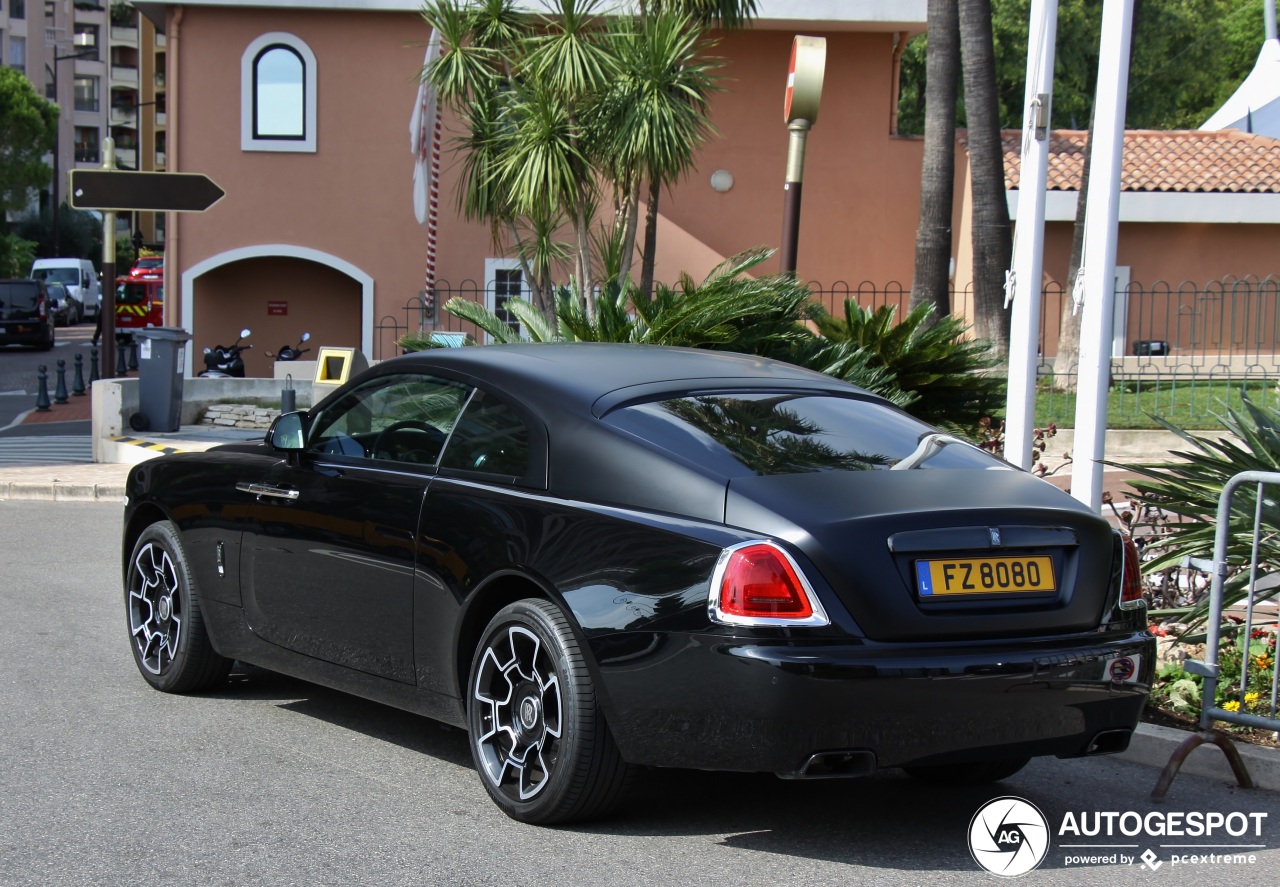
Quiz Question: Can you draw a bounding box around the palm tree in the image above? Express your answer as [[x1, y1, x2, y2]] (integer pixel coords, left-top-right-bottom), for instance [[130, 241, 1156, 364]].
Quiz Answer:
[[631, 0, 757, 296], [958, 0, 1012, 356], [421, 0, 615, 319], [909, 0, 960, 320], [595, 12, 722, 290]]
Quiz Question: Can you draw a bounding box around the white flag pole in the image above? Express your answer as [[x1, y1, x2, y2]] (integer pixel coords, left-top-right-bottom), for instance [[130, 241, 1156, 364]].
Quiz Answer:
[[1070, 0, 1134, 509], [1004, 0, 1058, 470]]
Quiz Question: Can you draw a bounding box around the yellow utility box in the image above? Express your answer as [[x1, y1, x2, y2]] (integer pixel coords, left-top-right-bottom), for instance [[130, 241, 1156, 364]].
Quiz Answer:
[[312, 347, 370, 396]]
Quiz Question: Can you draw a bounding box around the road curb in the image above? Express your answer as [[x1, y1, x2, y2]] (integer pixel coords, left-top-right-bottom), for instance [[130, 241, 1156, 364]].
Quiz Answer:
[[1118, 723, 1280, 792], [0, 480, 126, 502]]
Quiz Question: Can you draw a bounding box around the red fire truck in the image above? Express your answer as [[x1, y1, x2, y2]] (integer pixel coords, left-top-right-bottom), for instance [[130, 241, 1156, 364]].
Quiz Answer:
[[114, 271, 164, 336]]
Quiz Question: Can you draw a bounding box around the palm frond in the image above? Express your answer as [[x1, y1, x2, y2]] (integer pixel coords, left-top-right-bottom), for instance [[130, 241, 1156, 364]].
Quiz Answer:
[[443, 296, 524, 344]]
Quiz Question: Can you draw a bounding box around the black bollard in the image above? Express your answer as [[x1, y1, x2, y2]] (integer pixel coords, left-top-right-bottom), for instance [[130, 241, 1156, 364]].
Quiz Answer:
[[35, 365, 51, 412], [116, 339, 128, 376], [281, 374, 296, 413], [72, 353, 86, 396], [54, 359, 69, 404], [128, 340, 139, 372], [89, 348, 101, 384]]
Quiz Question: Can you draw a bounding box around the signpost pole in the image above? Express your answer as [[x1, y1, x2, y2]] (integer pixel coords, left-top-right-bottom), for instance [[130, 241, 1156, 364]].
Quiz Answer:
[[780, 36, 826, 277], [780, 120, 811, 275], [101, 139, 118, 380]]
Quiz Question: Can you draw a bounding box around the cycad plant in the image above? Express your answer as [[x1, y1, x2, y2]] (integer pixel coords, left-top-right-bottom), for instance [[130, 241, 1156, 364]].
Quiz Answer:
[[1119, 394, 1280, 626], [798, 301, 1005, 431], [402, 247, 999, 432], [429, 246, 820, 353]]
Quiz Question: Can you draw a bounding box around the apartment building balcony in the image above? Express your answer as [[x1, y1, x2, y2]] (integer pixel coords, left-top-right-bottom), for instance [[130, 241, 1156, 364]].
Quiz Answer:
[[111, 65, 138, 86], [155, 33, 166, 49], [109, 25, 138, 46], [155, 151, 166, 169], [155, 109, 167, 127], [110, 104, 138, 127], [114, 146, 137, 168]]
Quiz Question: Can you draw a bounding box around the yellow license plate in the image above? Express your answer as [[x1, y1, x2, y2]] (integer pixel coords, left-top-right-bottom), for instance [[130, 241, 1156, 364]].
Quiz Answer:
[[916, 556, 1056, 596]]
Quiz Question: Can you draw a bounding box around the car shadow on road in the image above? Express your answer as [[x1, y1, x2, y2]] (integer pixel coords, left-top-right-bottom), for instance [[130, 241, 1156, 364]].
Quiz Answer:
[[211, 662, 474, 769], [203, 662, 1280, 875]]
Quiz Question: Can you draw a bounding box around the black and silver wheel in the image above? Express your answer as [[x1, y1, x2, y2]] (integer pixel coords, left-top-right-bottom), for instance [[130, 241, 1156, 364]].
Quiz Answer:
[[468, 599, 632, 824], [125, 521, 231, 693], [903, 756, 1030, 785]]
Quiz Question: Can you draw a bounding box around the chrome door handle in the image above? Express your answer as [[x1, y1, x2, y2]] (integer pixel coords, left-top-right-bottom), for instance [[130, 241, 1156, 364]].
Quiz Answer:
[[236, 482, 300, 500]]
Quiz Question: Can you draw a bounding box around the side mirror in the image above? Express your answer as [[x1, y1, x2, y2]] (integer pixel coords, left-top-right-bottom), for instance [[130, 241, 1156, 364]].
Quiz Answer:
[[267, 411, 307, 452]]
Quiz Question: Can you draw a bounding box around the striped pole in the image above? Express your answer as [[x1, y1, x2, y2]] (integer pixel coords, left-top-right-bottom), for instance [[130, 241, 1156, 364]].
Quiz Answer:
[[424, 112, 441, 319]]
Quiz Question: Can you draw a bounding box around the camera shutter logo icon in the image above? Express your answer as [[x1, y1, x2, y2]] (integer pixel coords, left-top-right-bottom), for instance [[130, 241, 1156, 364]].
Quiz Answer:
[[969, 796, 1050, 877]]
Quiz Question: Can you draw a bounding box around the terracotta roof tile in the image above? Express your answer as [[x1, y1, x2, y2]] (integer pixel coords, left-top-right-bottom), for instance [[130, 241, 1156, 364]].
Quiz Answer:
[[961, 129, 1280, 194]]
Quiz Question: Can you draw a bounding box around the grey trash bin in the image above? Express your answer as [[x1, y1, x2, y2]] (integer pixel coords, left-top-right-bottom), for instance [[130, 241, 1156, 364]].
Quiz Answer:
[[131, 327, 192, 433]]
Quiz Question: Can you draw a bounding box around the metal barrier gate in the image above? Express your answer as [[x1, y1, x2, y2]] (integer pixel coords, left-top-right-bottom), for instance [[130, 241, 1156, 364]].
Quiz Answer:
[[1152, 470, 1280, 799]]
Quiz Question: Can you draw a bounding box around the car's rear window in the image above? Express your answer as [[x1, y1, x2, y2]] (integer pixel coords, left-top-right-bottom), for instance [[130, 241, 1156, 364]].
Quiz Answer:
[[0, 281, 42, 313], [603, 392, 1003, 477]]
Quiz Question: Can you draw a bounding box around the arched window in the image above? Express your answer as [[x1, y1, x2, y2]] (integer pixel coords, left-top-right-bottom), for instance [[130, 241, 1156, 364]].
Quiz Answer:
[[241, 32, 316, 152]]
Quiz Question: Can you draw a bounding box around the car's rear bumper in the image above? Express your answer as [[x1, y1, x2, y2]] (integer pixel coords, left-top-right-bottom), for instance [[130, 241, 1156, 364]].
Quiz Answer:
[[0, 321, 51, 347], [594, 629, 1155, 774]]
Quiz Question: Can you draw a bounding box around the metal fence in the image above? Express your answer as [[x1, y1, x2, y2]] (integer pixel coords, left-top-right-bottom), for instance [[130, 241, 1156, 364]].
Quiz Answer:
[[1149, 470, 1280, 799], [377, 276, 1280, 381]]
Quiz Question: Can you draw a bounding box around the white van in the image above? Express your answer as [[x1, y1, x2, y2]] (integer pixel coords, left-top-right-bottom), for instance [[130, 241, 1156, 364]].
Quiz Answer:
[[30, 258, 101, 319]]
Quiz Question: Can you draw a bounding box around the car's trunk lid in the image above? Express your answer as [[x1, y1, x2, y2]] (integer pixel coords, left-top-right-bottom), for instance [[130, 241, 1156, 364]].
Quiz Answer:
[[725, 469, 1117, 641]]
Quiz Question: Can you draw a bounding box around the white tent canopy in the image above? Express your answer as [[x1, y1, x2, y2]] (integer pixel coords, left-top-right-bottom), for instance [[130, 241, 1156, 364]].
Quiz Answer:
[[1201, 37, 1280, 136]]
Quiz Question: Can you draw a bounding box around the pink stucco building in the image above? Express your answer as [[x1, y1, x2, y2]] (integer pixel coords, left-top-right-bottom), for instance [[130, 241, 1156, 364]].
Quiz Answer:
[[131, 0, 928, 375], [130, 0, 1280, 374]]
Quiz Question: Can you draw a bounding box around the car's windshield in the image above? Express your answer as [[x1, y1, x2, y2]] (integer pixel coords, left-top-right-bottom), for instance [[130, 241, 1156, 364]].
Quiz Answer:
[[604, 392, 1006, 477], [32, 268, 78, 286]]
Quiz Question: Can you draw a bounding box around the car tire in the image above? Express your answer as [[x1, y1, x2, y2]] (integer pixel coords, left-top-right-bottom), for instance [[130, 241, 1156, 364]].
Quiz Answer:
[[467, 598, 633, 824], [124, 521, 232, 693], [903, 756, 1031, 785]]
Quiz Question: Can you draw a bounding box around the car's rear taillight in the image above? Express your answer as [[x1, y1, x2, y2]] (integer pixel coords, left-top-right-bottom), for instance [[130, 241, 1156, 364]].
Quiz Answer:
[[709, 541, 829, 626], [1119, 533, 1145, 610], [36, 297, 47, 320]]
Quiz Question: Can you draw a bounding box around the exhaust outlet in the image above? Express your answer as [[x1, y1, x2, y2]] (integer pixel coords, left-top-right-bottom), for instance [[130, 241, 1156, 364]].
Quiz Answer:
[[780, 749, 877, 780], [1085, 728, 1132, 756]]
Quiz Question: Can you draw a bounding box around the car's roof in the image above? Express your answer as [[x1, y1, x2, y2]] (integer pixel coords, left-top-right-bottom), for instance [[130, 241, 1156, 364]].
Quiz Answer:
[[376, 343, 859, 413]]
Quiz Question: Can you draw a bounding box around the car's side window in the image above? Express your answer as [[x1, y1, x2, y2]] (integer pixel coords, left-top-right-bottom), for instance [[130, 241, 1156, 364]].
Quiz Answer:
[[439, 391, 530, 479], [307, 374, 471, 466]]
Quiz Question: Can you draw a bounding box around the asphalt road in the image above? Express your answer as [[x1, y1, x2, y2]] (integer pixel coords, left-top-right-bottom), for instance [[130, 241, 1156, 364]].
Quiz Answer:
[[0, 320, 97, 431], [3, 500, 1280, 887]]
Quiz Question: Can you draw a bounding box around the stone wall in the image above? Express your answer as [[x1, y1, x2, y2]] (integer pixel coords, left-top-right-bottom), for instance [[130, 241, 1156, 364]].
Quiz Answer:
[[200, 404, 280, 429]]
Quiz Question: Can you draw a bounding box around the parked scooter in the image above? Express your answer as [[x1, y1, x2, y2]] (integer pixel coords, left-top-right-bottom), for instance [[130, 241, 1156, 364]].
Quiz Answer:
[[267, 332, 311, 361], [199, 328, 252, 378]]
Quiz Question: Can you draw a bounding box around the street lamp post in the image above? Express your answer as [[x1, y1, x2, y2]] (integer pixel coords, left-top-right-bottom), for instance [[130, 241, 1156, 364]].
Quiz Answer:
[[50, 48, 95, 255]]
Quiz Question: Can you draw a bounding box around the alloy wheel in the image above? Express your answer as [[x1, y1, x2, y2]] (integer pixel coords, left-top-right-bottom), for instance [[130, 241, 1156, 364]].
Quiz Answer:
[[472, 624, 564, 802], [127, 540, 184, 675]]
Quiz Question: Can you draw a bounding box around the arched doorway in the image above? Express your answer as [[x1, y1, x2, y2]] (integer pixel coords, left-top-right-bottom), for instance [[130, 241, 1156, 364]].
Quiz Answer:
[[183, 246, 372, 377]]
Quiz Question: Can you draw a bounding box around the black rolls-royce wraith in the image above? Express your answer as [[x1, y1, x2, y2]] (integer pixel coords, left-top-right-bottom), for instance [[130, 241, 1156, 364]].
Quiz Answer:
[[122, 343, 1153, 824]]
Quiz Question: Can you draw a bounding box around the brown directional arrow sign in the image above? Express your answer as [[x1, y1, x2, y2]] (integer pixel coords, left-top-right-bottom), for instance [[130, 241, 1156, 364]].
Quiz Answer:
[[69, 169, 226, 213]]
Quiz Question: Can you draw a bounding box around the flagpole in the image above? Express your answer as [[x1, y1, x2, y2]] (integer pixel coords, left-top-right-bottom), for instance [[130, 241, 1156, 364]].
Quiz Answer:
[[1004, 0, 1058, 470]]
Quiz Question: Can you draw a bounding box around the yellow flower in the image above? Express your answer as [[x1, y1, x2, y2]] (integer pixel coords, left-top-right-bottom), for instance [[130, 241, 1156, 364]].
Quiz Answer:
[[1223, 700, 1241, 712], [1246, 692, 1261, 705]]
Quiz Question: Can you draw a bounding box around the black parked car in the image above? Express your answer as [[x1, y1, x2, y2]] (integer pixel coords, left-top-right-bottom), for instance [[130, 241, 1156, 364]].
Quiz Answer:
[[122, 344, 1153, 824], [0, 279, 56, 350]]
